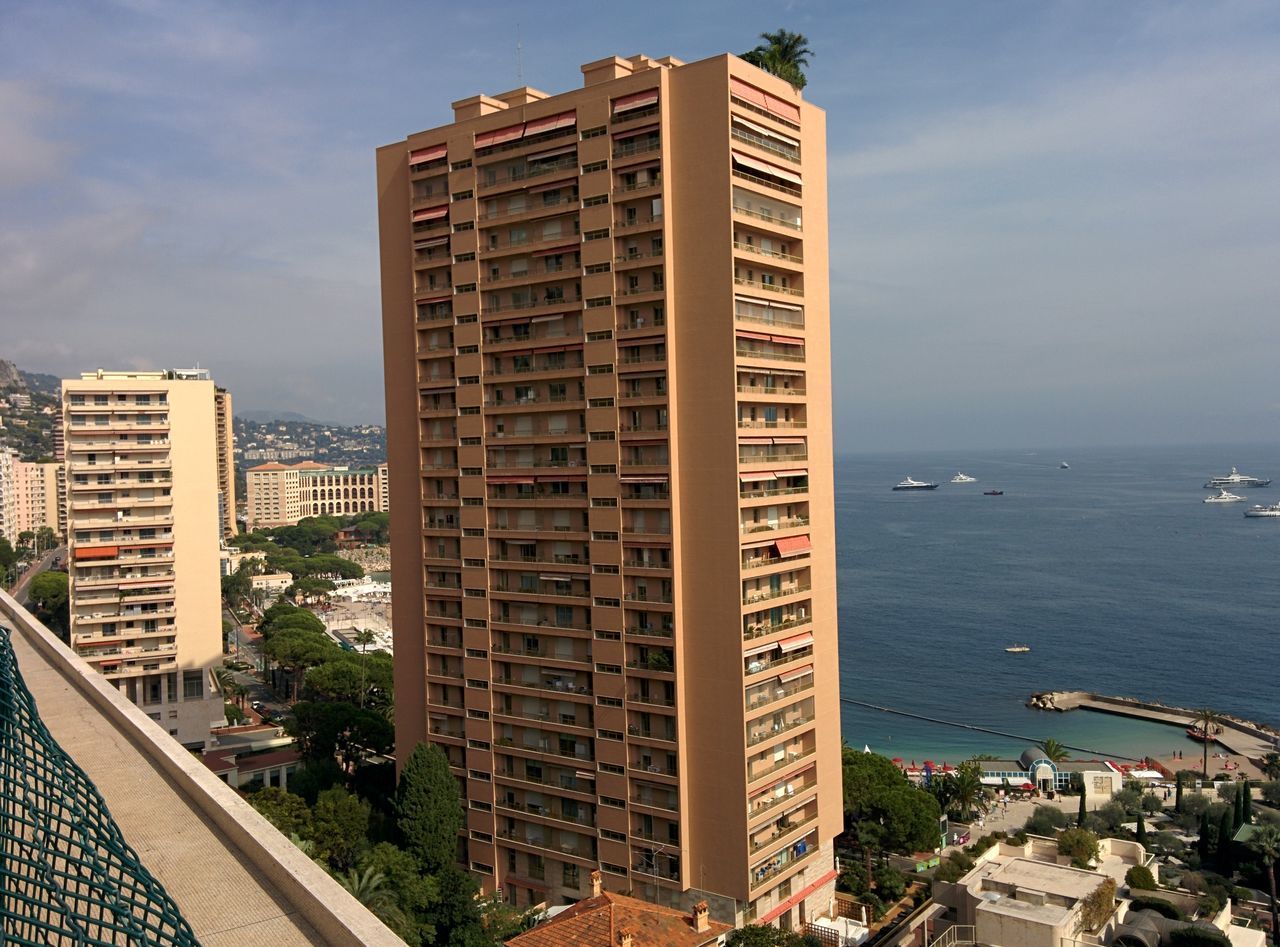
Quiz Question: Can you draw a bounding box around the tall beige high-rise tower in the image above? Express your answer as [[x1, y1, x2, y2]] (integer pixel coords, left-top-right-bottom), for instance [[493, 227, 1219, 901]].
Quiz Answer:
[[62, 369, 227, 747], [214, 386, 237, 539], [378, 53, 839, 928]]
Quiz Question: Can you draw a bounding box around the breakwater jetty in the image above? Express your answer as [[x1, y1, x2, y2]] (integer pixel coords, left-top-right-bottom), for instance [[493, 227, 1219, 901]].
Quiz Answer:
[[1028, 691, 1280, 762]]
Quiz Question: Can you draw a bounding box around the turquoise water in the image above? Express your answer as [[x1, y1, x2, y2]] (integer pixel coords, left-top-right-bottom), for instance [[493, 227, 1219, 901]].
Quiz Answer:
[[836, 444, 1280, 763]]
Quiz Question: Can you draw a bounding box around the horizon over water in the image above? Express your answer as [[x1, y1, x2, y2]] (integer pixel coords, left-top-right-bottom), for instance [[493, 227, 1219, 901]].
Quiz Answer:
[[835, 442, 1280, 764]]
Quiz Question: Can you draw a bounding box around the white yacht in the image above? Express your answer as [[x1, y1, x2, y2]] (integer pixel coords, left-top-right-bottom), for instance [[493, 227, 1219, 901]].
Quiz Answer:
[[893, 477, 939, 491], [1205, 466, 1272, 489], [951, 472, 977, 483], [1243, 502, 1280, 518], [1203, 489, 1246, 504]]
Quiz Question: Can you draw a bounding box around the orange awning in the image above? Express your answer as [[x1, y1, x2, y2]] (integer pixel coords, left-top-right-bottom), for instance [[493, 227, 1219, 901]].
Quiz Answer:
[[75, 545, 119, 560], [779, 664, 813, 683], [412, 205, 448, 222], [613, 90, 659, 114], [409, 144, 447, 165], [475, 122, 525, 149], [775, 535, 811, 557]]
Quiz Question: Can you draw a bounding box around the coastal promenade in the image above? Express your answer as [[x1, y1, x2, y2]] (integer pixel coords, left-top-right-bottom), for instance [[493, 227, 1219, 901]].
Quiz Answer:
[[1030, 690, 1280, 763]]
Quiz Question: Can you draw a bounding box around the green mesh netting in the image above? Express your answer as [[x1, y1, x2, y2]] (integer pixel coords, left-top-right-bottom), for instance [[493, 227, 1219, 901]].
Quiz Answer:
[[0, 625, 199, 945]]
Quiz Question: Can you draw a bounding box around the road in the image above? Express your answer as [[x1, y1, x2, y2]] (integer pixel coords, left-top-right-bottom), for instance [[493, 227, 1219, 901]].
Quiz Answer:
[[10, 545, 66, 605]]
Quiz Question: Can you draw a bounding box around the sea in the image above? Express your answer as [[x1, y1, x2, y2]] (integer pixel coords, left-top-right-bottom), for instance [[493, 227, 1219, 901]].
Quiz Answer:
[[835, 443, 1280, 765]]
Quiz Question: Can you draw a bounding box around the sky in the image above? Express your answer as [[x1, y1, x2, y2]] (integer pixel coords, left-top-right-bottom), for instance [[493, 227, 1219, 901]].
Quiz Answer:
[[1, 0, 1278, 452]]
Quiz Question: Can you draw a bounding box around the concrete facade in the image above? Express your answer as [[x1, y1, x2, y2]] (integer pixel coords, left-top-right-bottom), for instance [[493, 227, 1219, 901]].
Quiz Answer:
[[214, 387, 237, 539], [378, 52, 838, 928], [63, 369, 227, 747]]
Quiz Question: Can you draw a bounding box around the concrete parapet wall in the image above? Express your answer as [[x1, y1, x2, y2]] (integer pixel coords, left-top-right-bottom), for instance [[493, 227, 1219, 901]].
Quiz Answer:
[[0, 589, 401, 947]]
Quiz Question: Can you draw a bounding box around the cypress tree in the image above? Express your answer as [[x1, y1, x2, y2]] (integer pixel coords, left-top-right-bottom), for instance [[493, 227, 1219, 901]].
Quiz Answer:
[[395, 742, 464, 875], [1136, 809, 1148, 848], [1217, 807, 1234, 877], [1078, 784, 1087, 826], [1197, 811, 1211, 865], [1233, 783, 1245, 832], [1174, 772, 1184, 813], [1241, 778, 1252, 824]]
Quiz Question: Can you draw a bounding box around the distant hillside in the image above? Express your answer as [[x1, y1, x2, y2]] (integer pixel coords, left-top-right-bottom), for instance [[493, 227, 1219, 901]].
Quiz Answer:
[[238, 409, 327, 424], [20, 369, 60, 397], [0, 360, 23, 390]]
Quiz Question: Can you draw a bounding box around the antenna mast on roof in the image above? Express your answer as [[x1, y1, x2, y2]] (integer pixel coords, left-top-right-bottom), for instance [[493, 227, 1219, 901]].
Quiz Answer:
[[516, 23, 523, 83]]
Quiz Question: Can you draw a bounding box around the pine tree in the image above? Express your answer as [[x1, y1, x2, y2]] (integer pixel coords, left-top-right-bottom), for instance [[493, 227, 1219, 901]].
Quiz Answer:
[[395, 743, 463, 875], [1136, 809, 1148, 848], [1241, 778, 1252, 824], [1218, 807, 1235, 877], [1197, 811, 1211, 865], [1078, 785, 1087, 827], [1174, 772, 1184, 813]]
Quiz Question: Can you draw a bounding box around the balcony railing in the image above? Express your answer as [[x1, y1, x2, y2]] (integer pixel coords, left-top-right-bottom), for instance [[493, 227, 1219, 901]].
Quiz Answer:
[[743, 614, 812, 641], [743, 583, 811, 606], [732, 169, 802, 198], [733, 203, 802, 231]]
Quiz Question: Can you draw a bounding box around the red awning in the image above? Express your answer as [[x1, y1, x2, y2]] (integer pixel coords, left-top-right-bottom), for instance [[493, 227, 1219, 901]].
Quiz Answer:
[[530, 314, 564, 324], [475, 122, 526, 149], [773, 469, 808, 478], [613, 90, 659, 113], [736, 330, 773, 342], [739, 472, 777, 483], [412, 205, 449, 222], [414, 293, 452, 304], [528, 178, 576, 193], [739, 436, 774, 445], [409, 144, 447, 165], [414, 236, 450, 249], [75, 545, 119, 560], [775, 535, 811, 557], [523, 111, 576, 137], [528, 144, 577, 162], [780, 632, 814, 652], [532, 243, 580, 257], [744, 641, 777, 658], [730, 78, 802, 125], [733, 152, 803, 186], [770, 334, 804, 345], [612, 124, 659, 138], [779, 664, 813, 684]]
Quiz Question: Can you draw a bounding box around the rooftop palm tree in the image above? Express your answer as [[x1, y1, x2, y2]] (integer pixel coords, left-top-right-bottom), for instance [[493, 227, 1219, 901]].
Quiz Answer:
[[1245, 822, 1280, 943], [1192, 707, 1222, 778], [742, 29, 813, 90], [353, 628, 376, 709], [1038, 738, 1070, 763]]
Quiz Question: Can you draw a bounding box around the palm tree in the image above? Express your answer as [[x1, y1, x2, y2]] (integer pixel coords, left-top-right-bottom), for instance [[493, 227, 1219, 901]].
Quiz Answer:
[[1245, 822, 1280, 942], [1192, 707, 1222, 778], [1038, 739, 1070, 763], [334, 867, 407, 933], [742, 29, 814, 90], [950, 768, 989, 822]]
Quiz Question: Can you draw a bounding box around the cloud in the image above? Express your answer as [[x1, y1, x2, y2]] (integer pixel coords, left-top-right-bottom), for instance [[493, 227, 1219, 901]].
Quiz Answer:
[[0, 81, 67, 189]]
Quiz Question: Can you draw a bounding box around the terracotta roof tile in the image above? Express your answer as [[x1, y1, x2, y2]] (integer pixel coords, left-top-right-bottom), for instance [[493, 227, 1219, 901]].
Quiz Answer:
[[507, 891, 732, 947]]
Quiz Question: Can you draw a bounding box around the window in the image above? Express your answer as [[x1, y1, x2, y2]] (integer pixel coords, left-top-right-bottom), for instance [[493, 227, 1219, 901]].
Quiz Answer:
[[583, 194, 608, 206], [182, 670, 204, 699], [581, 126, 607, 139], [582, 160, 608, 174], [583, 228, 610, 242], [454, 251, 475, 262], [584, 262, 611, 274], [453, 221, 474, 232], [452, 189, 473, 201], [451, 159, 472, 170]]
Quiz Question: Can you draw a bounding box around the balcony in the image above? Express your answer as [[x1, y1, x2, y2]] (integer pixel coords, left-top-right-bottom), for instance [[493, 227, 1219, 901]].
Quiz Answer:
[[0, 590, 401, 945], [743, 582, 811, 606], [743, 614, 812, 641], [479, 156, 578, 191], [750, 832, 820, 890], [747, 712, 812, 748], [732, 168, 801, 198], [733, 202, 802, 231], [750, 812, 819, 854], [740, 516, 809, 535]]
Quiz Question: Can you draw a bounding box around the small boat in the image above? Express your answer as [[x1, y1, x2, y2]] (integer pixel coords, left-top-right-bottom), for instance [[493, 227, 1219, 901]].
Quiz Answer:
[[1205, 466, 1271, 489], [893, 477, 939, 491], [1059, 462, 1070, 469], [1203, 489, 1245, 504], [1186, 725, 1223, 742], [1243, 502, 1280, 518], [951, 472, 977, 483], [1005, 644, 1031, 653], [984, 490, 1004, 496]]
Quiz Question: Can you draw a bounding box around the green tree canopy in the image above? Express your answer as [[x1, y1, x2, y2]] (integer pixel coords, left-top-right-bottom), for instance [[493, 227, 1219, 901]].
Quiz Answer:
[[726, 925, 821, 946], [360, 841, 440, 944], [396, 743, 464, 875], [28, 570, 69, 640], [741, 29, 813, 90], [304, 651, 394, 710], [249, 786, 313, 838], [288, 700, 393, 768], [1057, 827, 1100, 869], [311, 786, 370, 871], [842, 748, 942, 854]]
